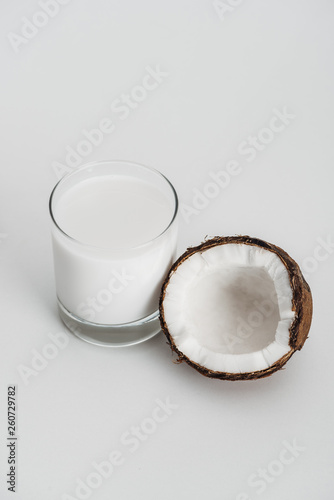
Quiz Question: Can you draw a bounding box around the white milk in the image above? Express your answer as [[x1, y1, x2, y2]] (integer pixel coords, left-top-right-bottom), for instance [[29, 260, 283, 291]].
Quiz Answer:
[[51, 174, 178, 325]]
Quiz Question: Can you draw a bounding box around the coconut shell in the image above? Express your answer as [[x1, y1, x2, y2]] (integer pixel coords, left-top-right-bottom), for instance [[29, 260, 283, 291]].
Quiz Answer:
[[159, 235, 313, 381]]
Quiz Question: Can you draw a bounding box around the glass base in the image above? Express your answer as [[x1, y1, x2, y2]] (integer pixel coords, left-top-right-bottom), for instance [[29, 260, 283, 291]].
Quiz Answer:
[[57, 300, 161, 347]]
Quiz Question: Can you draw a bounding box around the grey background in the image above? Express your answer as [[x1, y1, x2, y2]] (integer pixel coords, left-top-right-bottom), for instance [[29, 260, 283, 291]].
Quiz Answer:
[[0, 1, 333, 499]]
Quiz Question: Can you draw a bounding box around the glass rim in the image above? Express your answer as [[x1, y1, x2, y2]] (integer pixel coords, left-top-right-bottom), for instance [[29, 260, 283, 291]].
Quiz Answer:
[[49, 159, 179, 251]]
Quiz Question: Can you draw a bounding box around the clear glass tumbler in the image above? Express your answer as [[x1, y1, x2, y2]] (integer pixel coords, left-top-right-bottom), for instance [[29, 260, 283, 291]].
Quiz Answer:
[[49, 160, 178, 347]]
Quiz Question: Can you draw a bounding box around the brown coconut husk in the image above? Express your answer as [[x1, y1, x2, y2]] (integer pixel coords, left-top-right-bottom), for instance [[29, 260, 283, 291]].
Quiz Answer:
[[159, 236, 313, 381]]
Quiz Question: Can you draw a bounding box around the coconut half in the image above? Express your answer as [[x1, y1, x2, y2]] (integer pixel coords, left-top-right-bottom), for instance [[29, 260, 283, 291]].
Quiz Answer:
[[159, 236, 312, 380]]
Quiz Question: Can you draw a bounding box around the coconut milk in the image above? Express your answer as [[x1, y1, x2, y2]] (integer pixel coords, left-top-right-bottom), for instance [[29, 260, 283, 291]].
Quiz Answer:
[[51, 174, 177, 325]]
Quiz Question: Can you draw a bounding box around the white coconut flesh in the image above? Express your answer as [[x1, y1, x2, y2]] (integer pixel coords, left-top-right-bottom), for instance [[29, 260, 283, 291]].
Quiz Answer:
[[162, 243, 296, 374]]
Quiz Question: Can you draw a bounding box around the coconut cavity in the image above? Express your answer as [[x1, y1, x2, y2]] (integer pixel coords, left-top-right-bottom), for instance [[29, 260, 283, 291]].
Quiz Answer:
[[184, 266, 280, 355], [161, 241, 299, 376]]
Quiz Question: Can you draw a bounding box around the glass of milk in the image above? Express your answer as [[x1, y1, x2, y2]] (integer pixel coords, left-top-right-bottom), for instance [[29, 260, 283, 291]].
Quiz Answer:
[[49, 160, 178, 346]]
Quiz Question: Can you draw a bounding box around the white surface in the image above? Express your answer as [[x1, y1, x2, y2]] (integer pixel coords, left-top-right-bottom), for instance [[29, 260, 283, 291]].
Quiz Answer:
[[0, 1, 333, 499]]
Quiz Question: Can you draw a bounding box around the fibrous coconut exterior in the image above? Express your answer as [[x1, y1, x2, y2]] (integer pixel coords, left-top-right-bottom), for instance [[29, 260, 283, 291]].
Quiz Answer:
[[159, 235, 313, 381]]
